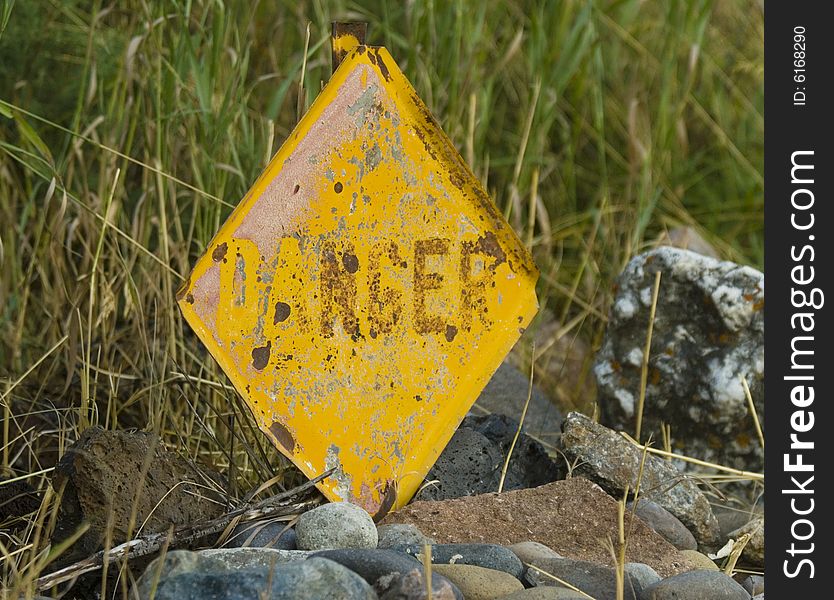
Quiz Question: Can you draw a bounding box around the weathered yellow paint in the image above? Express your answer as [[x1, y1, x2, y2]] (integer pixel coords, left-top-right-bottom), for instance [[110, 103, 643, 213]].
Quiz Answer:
[[177, 46, 538, 520]]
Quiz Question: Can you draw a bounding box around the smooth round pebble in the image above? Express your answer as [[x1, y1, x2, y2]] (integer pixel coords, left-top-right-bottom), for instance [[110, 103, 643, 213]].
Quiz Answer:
[[377, 523, 435, 549], [496, 588, 590, 599], [628, 499, 698, 550], [432, 564, 524, 600], [296, 502, 378, 550], [678, 549, 719, 571], [134, 553, 374, 600], [524, 558, 636, 600], [508, 541, 563, 565], [380, 567, 462, 600], [642, 570, 750, 600], [624, 562, 661, 595], [313, 548, 463, 599], [398, 543, 524, 579]]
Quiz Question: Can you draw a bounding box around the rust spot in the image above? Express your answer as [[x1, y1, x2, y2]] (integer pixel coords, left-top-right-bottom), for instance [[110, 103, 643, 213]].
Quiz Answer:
[[413, 238, 450, 334], [270, 421, 295, 453], [320, 241, 359, 337], [274, 301, 291, 324], [372, 480, 397, 523], [212, 242, 228, 263], [186, 293, 195, 304], [374, 49, 392, 81], [293, 184, 300, 194], [342, 252, 359, 273], [752, 299, 764, 312], [414, 394, 423, 402], [334, 181, 344, 194], [251, 341, 271, 370], [445, 324, 458, 342]]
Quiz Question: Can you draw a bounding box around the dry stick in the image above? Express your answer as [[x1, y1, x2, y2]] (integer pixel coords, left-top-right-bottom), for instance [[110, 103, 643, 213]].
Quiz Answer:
[[619, 432, 764, 481], [498, 345, 536, 493], [422, 543, 433, 600], [741, 375, 764, 450], [35, 470, 332, 591], [635, 271, 662, 442]]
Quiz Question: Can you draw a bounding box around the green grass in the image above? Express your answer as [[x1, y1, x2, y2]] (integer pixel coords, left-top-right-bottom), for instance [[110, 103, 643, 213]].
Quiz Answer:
[[0, 0, 762, 595]]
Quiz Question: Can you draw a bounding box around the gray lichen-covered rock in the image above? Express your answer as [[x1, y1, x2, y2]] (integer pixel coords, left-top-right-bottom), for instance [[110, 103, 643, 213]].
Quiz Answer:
[[560, 412, 720, 549], [594, 248, 764, 472]]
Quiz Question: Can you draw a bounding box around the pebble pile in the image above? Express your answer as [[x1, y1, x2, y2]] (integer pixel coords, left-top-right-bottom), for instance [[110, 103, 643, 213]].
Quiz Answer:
[[133, 501, 763, 600]]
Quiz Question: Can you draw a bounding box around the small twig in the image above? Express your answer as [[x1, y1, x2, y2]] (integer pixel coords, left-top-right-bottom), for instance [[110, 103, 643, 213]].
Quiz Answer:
[[35, 470, 333, 591], [741, 375, 764, 450], [635, 271, 662, 442], [619, 432, 764, 481], [422, 543, 433, 600]]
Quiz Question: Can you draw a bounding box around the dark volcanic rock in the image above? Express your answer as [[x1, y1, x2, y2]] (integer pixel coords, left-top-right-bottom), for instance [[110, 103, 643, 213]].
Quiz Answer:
[[474, 362, 563, 438], [415, 414, 562, 501], [594, 247, 764, 473], [560, 412, 720, 549], [51, 427, 225, 564]]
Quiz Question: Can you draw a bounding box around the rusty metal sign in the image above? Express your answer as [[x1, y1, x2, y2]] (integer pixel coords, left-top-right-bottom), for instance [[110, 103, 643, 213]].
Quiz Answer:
[[177, 41, 538, 519]]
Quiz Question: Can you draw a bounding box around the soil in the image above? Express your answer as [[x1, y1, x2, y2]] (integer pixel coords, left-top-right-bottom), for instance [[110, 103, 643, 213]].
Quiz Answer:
[[382, 476, 695, 578]]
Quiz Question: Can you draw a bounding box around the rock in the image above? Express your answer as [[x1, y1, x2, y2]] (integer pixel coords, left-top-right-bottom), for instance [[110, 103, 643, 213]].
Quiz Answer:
[[313, 548, 463, 599], [508, 541, 563, 566], [199, 547, 312, 569], [0, 477, 41, 521], [677, 550, 718, 571], [133, 549, 338, 600], [296, 501, 378, 550], [716, 508, 760, 542], [559, 412, 720, 548], [432, 564, 524, 600], [474, 362, 563, 440], [752, 594, 764, 600], [594, 248, 764, 474], [379, 567, 461, 600], [496, 589, 590, 600], [728, 517, 764, 566], [628, 499, 697, 550], [223, 520, 297, 549], [641, 569, 750, 600], [382, 477, 692, 577], [740, 574, 764, 596], [624, 562, 661, 596], [51, 428, 225, 564], [397, 543, 524, 579], [524, 557, 636, 600], [415, 413, 562, 501], [377, 523, 435, 549]]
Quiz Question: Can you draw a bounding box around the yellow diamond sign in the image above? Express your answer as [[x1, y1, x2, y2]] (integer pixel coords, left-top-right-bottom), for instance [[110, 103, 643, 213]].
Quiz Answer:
[[178, 45, 538, 520]]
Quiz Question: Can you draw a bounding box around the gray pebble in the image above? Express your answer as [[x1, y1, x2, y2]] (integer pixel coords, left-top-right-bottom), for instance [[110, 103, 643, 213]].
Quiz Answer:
[[524, 557, 636, 600], [624, 562, 661, 596], [628, 499, 697, 550], [398, 543, 524, 579], [740, 574, 764, 596], [296, 502, 378, 550], [642, 569, 750, 600]]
